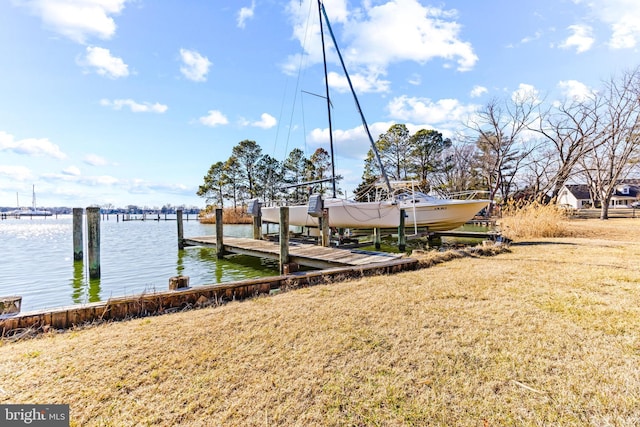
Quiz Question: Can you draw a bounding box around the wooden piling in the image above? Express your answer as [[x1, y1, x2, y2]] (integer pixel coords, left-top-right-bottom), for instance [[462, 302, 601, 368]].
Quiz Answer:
[[374, 228, 381, 250], [320, 208, 330, 247], [0, 296, 21, 315], [279, 206, 289, 274], [253, 204, 262, 240], [398, 209, 406, 252], [169, 275, 189, 290], [216, 208, 224, 259], [86, 207, 101, 278], [72, 208, 83, 261], [177, 209, 184, 250]]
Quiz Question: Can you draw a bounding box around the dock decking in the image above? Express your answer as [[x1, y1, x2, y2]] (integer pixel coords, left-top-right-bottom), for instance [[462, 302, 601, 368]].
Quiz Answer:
[[183, 236, 403, 269]]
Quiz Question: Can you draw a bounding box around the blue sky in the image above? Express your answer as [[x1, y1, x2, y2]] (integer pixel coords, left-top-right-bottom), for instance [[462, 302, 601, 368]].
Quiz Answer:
[[1, 0, 639, 209]]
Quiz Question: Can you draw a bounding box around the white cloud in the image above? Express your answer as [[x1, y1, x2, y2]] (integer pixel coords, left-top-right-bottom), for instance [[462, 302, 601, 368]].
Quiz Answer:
[[245, 113, 277, 129], [179, 49, 211, 82], [386, 95, 479, 125], [199, 110, 229, 127], [470, 85, 488, 98], [62, 166, 81, 176], [521, 31, 542, 44], [511, 83, 540, 103], [86, 175, 119, 185], [0, 165, 32, 181], [578, 0, 640, 49], [82, 154, 109, 166], [0, 131, 67, 159], [347, 0, 477, 71], [408, 74, 421, 86], [327, 69, 391, 94], [17, 0, 129, 44], [559, 24, 594, 53], [100, 99, 168, 113], [308, 121, 393, 161], [557, 80, 594, 101], [284, 0, 477, 87], [237, 1, 255, 29], [83, 154, 109, 166], [80, 46, 129, 78]]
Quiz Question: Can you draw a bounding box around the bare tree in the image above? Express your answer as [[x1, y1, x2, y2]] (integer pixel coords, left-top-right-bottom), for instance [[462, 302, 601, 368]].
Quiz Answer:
[[531, 97, 600, 199], [437, 141, 483, 194], [580, 67, 640, 219], [466, 94, 540, 212]]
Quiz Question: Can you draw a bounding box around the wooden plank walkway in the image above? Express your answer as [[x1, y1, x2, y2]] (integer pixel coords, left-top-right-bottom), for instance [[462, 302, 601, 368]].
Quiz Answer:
[[183, 236, 403, 269]]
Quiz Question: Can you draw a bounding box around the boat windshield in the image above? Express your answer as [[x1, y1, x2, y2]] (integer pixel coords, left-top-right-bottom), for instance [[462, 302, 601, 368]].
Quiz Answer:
[[395, 191, 439, 203]]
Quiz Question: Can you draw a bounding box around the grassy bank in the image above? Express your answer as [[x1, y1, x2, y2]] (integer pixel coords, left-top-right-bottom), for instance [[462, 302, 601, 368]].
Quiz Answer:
[[1, 219, 640, 425]]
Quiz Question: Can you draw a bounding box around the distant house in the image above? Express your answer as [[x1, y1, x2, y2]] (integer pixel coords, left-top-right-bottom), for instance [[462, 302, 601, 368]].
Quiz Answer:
[[558, 180, 640, 209], [557, 185, 592, 209]]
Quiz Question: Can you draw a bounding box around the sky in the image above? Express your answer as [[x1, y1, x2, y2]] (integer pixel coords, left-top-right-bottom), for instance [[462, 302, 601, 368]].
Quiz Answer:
[[1, 0, 639, 209]]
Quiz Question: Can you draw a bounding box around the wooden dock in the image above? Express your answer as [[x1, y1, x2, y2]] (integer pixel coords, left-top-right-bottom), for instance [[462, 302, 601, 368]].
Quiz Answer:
[[432, 230, 499, 239], [183, 236, 403, 269]]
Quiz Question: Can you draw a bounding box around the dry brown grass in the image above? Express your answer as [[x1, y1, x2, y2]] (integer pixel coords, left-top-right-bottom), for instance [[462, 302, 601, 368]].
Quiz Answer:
[[1, 218, 640, 425], [499, 200, 573, 240], [199, 207, 253, 224]]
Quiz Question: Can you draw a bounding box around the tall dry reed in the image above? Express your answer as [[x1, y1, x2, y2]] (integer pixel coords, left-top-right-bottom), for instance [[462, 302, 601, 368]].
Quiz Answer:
[[499, 200, 572, 240], [199, 207, 253, 224]]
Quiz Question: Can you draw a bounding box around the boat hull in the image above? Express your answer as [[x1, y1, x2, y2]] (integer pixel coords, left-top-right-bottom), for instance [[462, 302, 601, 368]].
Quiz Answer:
[[260, 198, 489, 231]]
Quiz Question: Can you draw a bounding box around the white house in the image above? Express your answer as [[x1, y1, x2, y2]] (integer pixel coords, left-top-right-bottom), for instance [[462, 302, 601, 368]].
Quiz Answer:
[[557, 185, 592, 209], [557, 180, 640, 209]]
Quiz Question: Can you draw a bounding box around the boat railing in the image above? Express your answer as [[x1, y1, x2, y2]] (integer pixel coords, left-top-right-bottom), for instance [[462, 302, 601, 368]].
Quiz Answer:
[[439, 190, 490, 200]]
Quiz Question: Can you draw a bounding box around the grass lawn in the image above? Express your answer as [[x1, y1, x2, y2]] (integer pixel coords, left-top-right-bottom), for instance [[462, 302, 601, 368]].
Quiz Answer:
[[1, 218, 640, 426]]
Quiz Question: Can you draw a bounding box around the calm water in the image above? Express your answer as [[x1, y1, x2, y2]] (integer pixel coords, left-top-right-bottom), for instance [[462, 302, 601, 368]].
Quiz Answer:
[[0, 215, 279, 312]]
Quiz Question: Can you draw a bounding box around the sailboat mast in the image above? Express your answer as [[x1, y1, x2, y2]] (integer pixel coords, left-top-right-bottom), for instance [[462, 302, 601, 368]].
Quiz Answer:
[[319, 2, 393, 195], [32, 184, 36, 209], [318, 0, 337, 198]]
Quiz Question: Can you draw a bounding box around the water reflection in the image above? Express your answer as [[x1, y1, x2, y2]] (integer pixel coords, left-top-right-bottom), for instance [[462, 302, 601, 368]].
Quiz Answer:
[[176, 246, 185, 277], [71, 261, 84, 304], [88, 277, 101, 302]]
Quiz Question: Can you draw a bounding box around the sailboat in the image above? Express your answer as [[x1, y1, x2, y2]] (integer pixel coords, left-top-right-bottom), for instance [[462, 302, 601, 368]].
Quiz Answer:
[[9, 185, 52, 217], [258, 0, 488, 232]]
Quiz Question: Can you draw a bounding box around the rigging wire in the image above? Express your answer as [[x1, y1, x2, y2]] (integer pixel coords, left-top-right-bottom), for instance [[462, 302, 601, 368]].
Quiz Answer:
[[266, 0, 314, 202], [319, 2, 393, 195], [283, 0, 315, 159]]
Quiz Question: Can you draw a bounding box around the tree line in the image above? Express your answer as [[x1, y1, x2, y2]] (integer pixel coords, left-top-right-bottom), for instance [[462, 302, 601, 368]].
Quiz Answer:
[[197, 140, 339, 209], [199, 67, 640, 220]]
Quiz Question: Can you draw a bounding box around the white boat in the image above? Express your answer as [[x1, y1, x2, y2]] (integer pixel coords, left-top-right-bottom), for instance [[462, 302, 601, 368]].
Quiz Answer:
[[260, 190, 488, 232], [8, 186, 52, 217], [8, 208, 53, 217], [257, 1, 488, 232]]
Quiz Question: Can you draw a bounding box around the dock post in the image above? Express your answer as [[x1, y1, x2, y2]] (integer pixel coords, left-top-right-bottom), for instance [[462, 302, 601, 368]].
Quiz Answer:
[[72, 208, 83, 261], [253, 205, 262, 240], [0, 296, 21, 315], [279, 207, 289, 274], [86, 206, 101, 278], [216, 208, 224, 259], [398, 209, 406, 252], [373, 228, 381, 250], [320, 208, 330, 247], [177, 209, 184, 250]]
